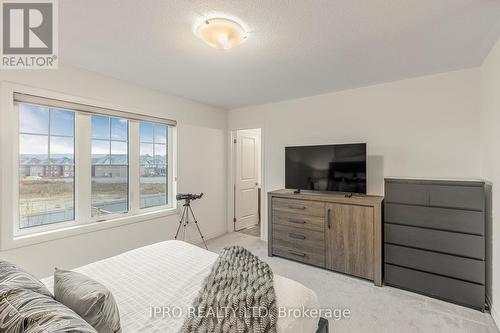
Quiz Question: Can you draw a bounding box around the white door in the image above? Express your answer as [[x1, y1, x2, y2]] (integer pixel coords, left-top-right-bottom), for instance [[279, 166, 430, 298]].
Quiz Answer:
[[234, 130, 260, 231]]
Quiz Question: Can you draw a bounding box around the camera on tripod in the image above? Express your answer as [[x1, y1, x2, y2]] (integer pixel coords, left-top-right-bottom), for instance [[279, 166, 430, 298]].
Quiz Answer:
[[176, 193, 203, 201]]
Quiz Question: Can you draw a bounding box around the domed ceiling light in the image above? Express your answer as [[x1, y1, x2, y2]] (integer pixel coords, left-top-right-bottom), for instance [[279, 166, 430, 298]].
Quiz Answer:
[[195, 18, 248, 50]]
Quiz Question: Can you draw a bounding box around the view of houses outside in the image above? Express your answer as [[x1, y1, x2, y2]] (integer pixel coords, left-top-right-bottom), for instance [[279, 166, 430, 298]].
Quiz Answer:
[[19, 103, 75, 229], [20, 155, 168, 226], [19, 160, 75, 228], [19, 105, 169, 229], [139, 122, 168, 208], [91, 115, 130, 217]]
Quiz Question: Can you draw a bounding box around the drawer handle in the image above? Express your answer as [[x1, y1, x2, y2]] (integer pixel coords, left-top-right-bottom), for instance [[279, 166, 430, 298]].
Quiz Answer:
[[288, 205, 306, 210], [327, 208, 332, 229], [288, 218, 306, 224], [287, 250, 306, 257], [288, 233, 306, 240]]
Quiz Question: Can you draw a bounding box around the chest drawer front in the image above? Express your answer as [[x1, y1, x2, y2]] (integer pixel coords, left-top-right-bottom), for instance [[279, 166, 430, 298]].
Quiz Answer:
[[385, 182, 428, 206], [428, 185, 485, 211], [385, 224, 484, 260], [272, 198, 325, 217], [385, 264, 485, 310], [273, 213, 324, 232], [272, 245, 325, 267], [273, 224, 325, 253], [385, 203, 484, 235], [385, 244, 485, 284]]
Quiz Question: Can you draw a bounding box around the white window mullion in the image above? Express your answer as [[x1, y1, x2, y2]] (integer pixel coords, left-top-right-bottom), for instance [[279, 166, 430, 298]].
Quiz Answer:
[[168, 126, 175, 208], [11, 103, 20, 236], [129, 121, 140, 214], [76, 113, 92, 224]]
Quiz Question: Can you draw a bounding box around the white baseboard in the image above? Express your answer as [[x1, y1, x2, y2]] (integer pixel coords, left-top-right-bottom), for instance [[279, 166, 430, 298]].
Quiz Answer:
[[178, 228, 225, 246], [204, 230, 226, 241], [491, 305, 500, 332]]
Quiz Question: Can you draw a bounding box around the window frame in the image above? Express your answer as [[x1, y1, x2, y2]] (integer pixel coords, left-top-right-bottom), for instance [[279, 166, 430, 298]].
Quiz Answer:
[[139, 121, 171, 211], [16, 103, 77, 234], [90, 115, 130, 219], [0, 82, 177, 250]]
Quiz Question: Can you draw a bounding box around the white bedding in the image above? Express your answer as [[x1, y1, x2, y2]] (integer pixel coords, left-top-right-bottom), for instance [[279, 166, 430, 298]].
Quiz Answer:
[[42, 240, 319, 333]]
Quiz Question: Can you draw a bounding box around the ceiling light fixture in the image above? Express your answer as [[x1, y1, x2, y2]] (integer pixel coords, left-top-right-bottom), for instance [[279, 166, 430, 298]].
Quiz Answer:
[[195, 18, 247, 50]]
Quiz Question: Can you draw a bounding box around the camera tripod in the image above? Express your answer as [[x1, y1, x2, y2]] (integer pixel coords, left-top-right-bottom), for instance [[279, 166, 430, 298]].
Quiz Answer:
[[174, 196, 208, 250]]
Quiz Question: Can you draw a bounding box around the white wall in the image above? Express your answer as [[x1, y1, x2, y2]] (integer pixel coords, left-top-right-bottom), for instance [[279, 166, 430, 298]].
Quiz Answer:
[[0, 65, 228, 277], [228, 68, 482, 240], [480, 36, 500, 326]]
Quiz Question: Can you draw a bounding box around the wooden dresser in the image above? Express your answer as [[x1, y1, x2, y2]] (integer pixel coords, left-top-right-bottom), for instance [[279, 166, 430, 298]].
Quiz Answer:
[[268, 190, 384, 286]]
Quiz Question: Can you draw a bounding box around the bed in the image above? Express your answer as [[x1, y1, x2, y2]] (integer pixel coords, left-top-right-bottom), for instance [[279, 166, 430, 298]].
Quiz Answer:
[[41, 240, 324, 333]]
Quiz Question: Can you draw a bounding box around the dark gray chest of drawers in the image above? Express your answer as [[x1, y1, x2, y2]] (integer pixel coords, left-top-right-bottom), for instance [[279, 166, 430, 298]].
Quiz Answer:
[[384, 178, 487, 310]]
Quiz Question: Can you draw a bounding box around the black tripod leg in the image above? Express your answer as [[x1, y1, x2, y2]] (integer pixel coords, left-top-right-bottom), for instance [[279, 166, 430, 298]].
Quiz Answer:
[[183, 205, 189, 241], [174, 205, 187, 240], [188, 205, 208, 250]]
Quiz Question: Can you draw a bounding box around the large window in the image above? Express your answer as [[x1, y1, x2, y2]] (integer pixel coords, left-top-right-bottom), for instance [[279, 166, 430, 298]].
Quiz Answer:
[[140, 122, 168, 209], [19, 104, 75, 229], [11, 91, 176, 238], [91, 115, 129, 217]]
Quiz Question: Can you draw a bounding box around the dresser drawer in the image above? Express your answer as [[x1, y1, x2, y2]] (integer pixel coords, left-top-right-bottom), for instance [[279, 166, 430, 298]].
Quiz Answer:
[[385, 182, 485, 211], [428, 185, 485, 211], [385, 203, 484, 235], [385, 244, 485, 284], [385, 182, 428, 206], [385, 264, 485, 310], [385, 224, 484, 260], [273, 224, 325, 253], [272, 198, 325, 217], [272, 245, 325, 267], [273, 213, 324, 232]]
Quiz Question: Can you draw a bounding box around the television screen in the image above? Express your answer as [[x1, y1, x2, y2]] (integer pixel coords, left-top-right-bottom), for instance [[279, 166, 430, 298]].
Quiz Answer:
[[285, 143, 366, 194]]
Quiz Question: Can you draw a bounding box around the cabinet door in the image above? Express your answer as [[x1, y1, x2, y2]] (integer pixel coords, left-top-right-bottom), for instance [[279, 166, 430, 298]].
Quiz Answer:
[[325, 203, 374, 279]]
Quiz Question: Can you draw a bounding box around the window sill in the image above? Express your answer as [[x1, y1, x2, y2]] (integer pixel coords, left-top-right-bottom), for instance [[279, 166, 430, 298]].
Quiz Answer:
[[1, 208, 178, 251]]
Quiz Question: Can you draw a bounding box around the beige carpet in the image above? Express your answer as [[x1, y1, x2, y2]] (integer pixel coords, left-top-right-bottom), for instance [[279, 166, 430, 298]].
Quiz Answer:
[[204, 232, 499, 333]]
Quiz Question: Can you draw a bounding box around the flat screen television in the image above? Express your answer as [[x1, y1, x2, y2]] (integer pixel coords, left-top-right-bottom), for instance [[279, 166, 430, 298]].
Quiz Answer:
[[285, 143, 366, 194]]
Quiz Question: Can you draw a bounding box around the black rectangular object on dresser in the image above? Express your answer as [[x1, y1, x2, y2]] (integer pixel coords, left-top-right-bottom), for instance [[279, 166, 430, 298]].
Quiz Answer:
[[384, 178, 487, 311]]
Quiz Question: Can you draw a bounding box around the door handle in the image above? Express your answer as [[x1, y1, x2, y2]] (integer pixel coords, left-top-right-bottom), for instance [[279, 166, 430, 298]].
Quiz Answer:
[[288, 233, 306, 240], [288, 205, 306, 210], [287, 249, 306, 257], [327, 208, 332, 229]]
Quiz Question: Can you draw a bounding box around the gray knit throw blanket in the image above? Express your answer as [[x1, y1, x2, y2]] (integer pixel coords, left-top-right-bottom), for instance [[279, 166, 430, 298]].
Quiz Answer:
[[181, 246, 278, 333]]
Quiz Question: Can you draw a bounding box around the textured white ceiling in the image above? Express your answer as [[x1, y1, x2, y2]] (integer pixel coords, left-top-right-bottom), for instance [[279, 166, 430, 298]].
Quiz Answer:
[[59, 0, 500, 109]]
